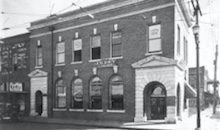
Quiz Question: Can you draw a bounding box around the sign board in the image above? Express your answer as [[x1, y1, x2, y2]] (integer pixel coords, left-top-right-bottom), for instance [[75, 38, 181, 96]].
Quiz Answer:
[[9, 82, 23, 92], [94, 59, 116, 68]]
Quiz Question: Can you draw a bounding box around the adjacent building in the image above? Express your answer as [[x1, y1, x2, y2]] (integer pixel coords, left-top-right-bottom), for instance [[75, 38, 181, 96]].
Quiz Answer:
[[0, 33, 30, 115], [25, 0, 196, 123]]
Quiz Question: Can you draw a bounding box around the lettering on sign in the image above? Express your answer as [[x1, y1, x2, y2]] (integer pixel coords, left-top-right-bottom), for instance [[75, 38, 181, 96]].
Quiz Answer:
[[9, 82, 23, 92], [94, 59, 116, 68]]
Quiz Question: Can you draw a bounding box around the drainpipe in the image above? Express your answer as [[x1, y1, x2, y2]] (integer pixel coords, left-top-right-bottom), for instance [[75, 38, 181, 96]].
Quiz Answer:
[[49, 26, 54, 117]]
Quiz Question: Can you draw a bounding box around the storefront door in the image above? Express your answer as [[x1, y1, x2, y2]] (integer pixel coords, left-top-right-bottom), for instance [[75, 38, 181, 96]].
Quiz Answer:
[[151, 97, 166, 119]]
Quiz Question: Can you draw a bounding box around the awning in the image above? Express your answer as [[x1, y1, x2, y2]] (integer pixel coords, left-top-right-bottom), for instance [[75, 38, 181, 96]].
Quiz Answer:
[[184, 81, 196, 98]]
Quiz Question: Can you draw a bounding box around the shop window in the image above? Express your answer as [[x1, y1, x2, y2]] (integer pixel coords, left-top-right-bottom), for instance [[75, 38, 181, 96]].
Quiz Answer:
[[71, 78, 83, 109], [111, 31, 122, 58], [89, 76, 102, 109], [36, 42, 43, 67], [148, 24, 161, 53], [91, 35, 101, 60], [109, 75, 124, 110], [72, 39, 82, 62], [56, 42, 65, 64], [56, 79, 66, 108]]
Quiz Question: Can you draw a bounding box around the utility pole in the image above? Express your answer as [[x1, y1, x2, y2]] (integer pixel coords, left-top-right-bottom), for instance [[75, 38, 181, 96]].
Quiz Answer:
[[213, 44, 218, 114]]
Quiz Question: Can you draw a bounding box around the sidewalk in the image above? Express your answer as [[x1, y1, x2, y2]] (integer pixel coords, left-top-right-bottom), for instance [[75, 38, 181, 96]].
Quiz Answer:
[[22, 106, 220, 130]]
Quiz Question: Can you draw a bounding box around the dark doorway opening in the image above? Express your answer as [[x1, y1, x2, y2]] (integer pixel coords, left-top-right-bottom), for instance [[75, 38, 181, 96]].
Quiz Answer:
[[35, 91, 43, 116]]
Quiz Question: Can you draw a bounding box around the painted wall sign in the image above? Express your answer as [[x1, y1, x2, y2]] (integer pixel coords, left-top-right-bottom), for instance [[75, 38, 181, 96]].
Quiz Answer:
[[9, 82, 23, 92], [94, 58, 116, 68]]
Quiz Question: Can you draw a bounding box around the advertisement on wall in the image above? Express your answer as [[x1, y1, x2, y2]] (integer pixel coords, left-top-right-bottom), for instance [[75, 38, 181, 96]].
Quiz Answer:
[[9, 82, 23, 92]]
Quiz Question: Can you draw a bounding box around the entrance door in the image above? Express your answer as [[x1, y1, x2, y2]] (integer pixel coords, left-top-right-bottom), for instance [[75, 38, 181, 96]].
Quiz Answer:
[[35, 91, 43, 116], [151, 97, 166, 119], [150, 85, 166, 120]]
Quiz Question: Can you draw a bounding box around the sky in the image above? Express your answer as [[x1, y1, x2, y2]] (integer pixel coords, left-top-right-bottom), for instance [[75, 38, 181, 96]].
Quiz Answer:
[[0, 0, 219, 85]]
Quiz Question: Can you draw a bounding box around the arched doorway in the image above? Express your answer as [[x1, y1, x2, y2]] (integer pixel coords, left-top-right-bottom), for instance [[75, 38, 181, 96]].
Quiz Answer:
[[35, 90, 43, 116], [144, 82, 166, 120]]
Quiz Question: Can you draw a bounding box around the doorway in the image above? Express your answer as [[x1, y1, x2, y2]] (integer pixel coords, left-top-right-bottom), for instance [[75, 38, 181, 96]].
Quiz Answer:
[[35, 91, 43, 116], [145, 83, 166, 120]]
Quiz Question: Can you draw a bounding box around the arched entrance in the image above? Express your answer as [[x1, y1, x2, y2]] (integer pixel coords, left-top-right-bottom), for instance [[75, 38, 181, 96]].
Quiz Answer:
[[144, 82, 166, 120], [35, 90, 43, 116]]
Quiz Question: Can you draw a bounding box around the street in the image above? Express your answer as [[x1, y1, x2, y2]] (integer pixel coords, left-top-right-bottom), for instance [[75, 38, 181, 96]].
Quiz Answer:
[[0, 122, 124, 130]]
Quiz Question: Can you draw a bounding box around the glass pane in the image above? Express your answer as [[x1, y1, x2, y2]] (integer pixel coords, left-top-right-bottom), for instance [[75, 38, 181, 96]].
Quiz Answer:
[[152, 87, 165, 95], [112, 84, 123, 95], [37, 47, 42, 57], [37, 58, 42, 66], [58, 53, 65, 63], [92, 36, 101, 48], [73, 39, 82, 51], [74, 50, 82, 62], [57, 80, 64, 86], [92, 77, 102, 83], [112, 44, 122, 57], [112, 32, 122, 44], [57, 42, 65, 53], [73, 84, 83, 102], [58, 96, 66, 107], [92, 47, 101, 60], [149, 24, 161, 39], [111, 95, 123, 109], [111, 76, 122, 82], [91, 85, 101, 96], [149, 39, 161, 52], [91, 96, 102, 109]]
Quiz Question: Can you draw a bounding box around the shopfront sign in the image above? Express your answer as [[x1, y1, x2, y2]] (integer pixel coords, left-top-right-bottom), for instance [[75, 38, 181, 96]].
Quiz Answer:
[[9, 82, 23, 92], [94, 58, 116, 68]]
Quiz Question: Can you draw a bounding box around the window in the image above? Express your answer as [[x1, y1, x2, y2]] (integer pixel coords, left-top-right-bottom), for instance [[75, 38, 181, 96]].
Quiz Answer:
[[89, 76, 102, 109], [109, 75, 124, 110], [91, 35, 101, 60], [148, 24, 161, 52], [184, 37, 188, 63], [111, 32, 122, 57], [36, 43, 43, 66], [71, 78, 83, 109], [0, 47, 2, 71], [13, 54, 18, 71], [56, 42, 65, 64], [72, 39, 82, 62], [177, 26, 181, 55], [56, 79, 66, 108]]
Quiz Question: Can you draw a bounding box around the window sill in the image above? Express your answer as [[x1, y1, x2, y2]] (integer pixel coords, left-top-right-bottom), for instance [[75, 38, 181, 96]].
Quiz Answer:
[[35, 66, 43, 69], [71, 61, 82, 64], [89, 59, 101, 63], [87, 109, 103, 112], [53, 108, 67, 111], [55, 63, 65, 67], [145, 51, 162, 56], [107, 109, 125, 113], [69, 108, 84, 112], [109, 56, 123, 60]]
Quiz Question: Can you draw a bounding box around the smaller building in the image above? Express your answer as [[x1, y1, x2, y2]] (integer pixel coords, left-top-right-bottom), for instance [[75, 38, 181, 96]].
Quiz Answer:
[[0, 33, 30, 115]]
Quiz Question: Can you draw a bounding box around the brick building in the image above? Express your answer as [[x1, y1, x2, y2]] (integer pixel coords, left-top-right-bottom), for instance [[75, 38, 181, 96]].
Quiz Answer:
[[0, 33, 30, 115], [28, 0, 195, 123]]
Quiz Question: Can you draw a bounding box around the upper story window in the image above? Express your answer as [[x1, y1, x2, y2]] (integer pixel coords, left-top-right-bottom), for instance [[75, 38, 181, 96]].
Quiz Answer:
[[56, 42, 65, 64], [148, 24, 161, 53], [36, 41, 43, 67], [91, 35, 101, 60], [71, 78, 83, 109], [111, 31, 122, 58], [72, 39, 82, 62], [177, 26, 181, 55], [12, 54, 18, 71], [89, 76, 102, 109], [109, 75, 124, 110], [0, 47, 2, 72], [184, 37, 188, 63], [56, 79, 66, 108]]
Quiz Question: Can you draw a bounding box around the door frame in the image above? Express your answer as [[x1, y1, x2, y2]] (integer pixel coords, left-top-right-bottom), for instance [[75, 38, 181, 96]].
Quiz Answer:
[[144, 82, 167, 120]]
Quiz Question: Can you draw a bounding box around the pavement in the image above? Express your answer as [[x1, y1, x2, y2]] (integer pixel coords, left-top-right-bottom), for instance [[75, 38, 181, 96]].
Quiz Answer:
[[21, 105, 220, 130]]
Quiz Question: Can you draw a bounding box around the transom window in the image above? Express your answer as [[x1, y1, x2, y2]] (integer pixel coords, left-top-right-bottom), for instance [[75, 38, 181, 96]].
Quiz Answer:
[[89, 76, 102, 109], [71, 78, 83, 109], [109, 75, 124, 110], [56, 42, 65, 64], [148, 24, 161, 53], [72, 39, 82, 62], [91, 35, 101, 60], [151, 85, 165, 96], [56, 79, 66, 108], [111, 31, 122, 58]]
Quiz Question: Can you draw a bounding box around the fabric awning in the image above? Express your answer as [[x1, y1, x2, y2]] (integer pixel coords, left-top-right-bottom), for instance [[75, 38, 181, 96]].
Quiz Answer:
[[184, 81, 196, 98]]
